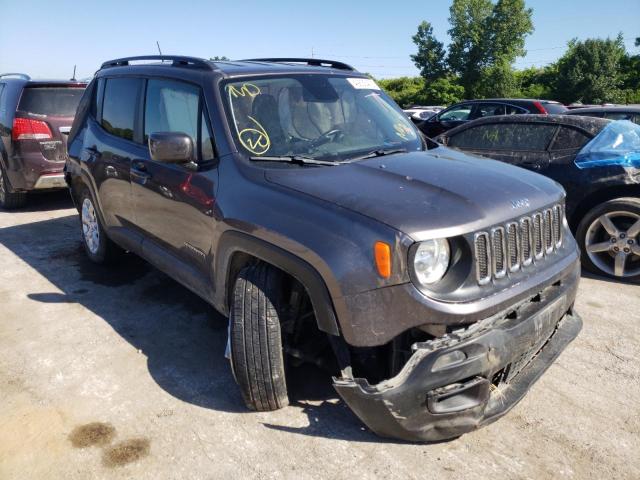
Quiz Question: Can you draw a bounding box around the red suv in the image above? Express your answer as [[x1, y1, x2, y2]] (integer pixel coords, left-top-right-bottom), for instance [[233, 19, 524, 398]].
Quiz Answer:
[[0, 73, 86, 209]]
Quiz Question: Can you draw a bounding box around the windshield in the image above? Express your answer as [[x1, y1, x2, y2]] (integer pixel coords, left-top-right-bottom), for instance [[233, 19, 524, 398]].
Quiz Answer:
[[18, 87, 85, 117], [575, 120, 640, 169], [222, 75, 422, 161]]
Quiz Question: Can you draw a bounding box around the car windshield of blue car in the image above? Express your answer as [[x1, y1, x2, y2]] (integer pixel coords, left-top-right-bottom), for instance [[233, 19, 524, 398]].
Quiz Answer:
[[222, 75, 422, 162], [575, 120, 640, 169]]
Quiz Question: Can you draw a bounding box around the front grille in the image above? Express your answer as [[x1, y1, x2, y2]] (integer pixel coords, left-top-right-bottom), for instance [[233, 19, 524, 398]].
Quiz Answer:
[[506, 222, 520, 272], [532, 213, 543, 259], [474, 203, 564, 285], [474, 232, 491, 285], [492, 227, 507, 278]]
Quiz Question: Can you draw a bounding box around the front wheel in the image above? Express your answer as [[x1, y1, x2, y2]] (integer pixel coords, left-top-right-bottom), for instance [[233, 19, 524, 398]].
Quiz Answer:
[[79, 189, 122, 264], [576, 197, 640, 282], [230, 263, 289, 411]]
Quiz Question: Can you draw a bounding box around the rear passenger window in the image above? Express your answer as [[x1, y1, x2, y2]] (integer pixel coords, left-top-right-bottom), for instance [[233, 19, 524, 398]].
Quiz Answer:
[[505, 105, 525, 115], [604, 112, 634, 121], [101, 78, 142, 141], [550, 126, 591, 150], [448, 123, 558, 151], [473, 103, 505, 119], [144, 79, 199, 144]]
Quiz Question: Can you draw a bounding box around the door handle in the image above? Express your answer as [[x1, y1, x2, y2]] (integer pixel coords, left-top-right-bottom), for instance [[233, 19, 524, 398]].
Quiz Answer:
[[131, 161, 151, 183], [105, 165, 118, 178], [84, 146, 101, 161]]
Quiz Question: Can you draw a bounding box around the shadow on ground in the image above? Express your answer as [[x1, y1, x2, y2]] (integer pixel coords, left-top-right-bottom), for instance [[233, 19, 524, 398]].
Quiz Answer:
[[0, 214, 385, 442], [581, 270, 640, 286], [5, 190, 75, 212]]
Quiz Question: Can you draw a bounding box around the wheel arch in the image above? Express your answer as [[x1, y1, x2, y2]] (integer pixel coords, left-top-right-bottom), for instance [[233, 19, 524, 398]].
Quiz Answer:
[[570, 184, 640, 231], [214, 230, 340, 337]]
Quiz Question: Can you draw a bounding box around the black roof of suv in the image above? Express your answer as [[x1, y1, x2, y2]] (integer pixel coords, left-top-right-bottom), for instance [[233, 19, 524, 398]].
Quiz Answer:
[[65, 55, 582, 442]]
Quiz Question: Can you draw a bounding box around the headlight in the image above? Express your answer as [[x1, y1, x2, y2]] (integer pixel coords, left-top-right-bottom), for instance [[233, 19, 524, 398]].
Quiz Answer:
[[413, 239, 450, 285]]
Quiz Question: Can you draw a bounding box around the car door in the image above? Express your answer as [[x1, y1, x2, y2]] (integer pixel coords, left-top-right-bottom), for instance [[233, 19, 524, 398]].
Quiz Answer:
[[546, 124, 594, 199], [131, 77, 218, 295], [423, 103, 473, 137], [91, 76, 145, 248], [446, 122, 558, 171]]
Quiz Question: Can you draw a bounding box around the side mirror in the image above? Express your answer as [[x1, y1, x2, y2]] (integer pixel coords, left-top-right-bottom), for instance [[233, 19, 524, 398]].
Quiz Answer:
[[148, 132, 194, 164]]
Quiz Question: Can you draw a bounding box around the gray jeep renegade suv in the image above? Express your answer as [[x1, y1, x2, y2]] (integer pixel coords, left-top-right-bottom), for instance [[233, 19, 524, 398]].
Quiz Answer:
[[65, 56, 582, 442]]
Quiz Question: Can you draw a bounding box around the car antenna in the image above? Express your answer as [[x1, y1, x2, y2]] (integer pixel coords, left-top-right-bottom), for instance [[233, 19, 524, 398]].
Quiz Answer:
[[71, 65, 77, 81], [156, 41, 162, 55]]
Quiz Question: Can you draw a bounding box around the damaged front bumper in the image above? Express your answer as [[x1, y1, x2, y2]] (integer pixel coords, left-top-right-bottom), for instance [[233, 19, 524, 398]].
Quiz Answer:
[[333, 283, 582, 442]]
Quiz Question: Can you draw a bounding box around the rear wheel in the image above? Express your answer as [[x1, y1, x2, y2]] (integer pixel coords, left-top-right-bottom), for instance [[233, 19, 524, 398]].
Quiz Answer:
[[0, 165, 27, 210], [576, 197, 640, 282], [79, 189, 122, 264], [230, 262, 289, 411]]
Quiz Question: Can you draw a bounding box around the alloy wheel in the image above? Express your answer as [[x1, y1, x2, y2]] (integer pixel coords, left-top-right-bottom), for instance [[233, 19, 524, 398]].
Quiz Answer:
[[0, 168, 6, 204], [585, 210, 640, 278], [81, 198, 100, 255]]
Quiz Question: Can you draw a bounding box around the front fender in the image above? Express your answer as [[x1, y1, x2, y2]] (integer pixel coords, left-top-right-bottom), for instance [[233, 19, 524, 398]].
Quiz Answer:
[[214, 230, 340, 336]]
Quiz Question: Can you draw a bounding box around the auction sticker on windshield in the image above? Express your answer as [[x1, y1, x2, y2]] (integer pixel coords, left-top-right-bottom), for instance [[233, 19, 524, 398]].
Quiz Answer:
[[347, 78, 380, 90]]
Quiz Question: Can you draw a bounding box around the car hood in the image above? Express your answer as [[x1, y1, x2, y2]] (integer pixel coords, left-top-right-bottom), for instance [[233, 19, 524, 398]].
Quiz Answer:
[[265, 148, 564, 240]]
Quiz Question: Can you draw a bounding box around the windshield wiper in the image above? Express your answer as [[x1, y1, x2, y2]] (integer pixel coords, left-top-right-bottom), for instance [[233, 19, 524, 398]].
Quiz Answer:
[[343, 148, 408, 163], [249, 155, 341, 166]]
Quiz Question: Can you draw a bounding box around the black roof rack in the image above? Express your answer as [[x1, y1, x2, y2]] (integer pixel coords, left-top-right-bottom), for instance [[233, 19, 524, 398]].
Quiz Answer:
[[100, 55, 214, 70], [240, 58, 355, 71], [0, 73, 31, 80]]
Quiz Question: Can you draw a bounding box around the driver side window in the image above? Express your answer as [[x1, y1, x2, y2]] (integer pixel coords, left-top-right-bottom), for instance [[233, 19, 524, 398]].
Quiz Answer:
[[439, 104, 472, 121], [144, 78, 215, 162]]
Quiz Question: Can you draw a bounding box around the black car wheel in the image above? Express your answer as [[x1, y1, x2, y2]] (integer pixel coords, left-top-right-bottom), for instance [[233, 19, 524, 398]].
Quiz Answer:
[[79, 189, 122, 264], [0, 165, 27, 210], [230, 262, 289, 411], [577, 197, 640, 282]]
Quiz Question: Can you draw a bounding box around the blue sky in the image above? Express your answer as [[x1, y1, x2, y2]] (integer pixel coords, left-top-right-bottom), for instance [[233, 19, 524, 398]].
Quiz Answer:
[[1, 0, 638, 79]]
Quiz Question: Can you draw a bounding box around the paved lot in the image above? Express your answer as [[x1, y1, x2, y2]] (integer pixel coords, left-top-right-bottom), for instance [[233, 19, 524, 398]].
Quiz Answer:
[[1, 192, 639, 480]]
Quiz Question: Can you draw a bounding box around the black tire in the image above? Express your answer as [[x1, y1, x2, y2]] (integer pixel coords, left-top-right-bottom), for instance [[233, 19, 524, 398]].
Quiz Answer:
[[78, 188, 122, 264], [0, 164, 27, 210], [230, 262, 289, 411], [576, 197, 640, 282]]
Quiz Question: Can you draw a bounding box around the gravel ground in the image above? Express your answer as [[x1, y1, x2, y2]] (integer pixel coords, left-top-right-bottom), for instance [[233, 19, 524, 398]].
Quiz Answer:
[[1, 192, 638, 480]]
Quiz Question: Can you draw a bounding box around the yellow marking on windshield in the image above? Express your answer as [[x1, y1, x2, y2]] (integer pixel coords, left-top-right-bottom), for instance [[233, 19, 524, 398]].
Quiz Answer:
[[228, 83, 261, 98], [239, 116, 271, 155], [394, 122, 412, 140]]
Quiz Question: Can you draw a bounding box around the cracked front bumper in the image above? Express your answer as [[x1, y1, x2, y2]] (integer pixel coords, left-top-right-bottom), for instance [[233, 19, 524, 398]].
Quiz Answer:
[[333, 283, 582, 442]]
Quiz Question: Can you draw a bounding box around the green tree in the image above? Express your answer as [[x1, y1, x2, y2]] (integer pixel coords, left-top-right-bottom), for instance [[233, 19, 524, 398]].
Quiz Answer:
[[554, 35, 627, 104], [513, 65, 556, 99], [446, 0, 493, 96], [210, 56, 230, 61], [412, 0, 534, 98], [377, 76, 464, 107], [410, 21, 446, 80]]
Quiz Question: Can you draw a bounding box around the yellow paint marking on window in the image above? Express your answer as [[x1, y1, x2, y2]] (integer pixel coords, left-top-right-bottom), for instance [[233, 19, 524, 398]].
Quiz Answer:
[[227, 83, 261, 98], [238, 116, 271, 155], [394, 122, 411, 140]]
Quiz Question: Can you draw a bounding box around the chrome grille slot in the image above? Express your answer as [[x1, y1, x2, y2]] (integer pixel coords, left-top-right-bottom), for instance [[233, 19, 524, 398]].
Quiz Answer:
[[552, 204, 563, 248], [520, 217, 533, 266], [506, 222, 520, 272], [492, 227, 507, 278], [543, 209, 554, 254], [532, 213, 543, 259], [473, 203, 565, 285], [474, 232, 491, 285]]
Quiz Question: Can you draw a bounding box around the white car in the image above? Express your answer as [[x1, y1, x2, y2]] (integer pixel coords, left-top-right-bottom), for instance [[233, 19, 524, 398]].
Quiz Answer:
[[403, 106, 444, 121]]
